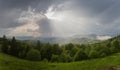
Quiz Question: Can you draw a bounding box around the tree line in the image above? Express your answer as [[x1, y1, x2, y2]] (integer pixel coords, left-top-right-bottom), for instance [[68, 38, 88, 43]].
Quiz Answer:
[[0, 35, 120, 62]]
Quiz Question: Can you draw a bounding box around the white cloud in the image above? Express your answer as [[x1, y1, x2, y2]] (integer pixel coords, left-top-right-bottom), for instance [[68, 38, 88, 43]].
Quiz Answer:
[[96, 35, 112, 40], [8, 23, 40, 37], [8, 7, 46, 37]]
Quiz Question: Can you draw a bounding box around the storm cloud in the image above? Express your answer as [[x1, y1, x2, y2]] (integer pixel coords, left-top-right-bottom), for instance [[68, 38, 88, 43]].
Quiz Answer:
[[0, 0, 120, 37]]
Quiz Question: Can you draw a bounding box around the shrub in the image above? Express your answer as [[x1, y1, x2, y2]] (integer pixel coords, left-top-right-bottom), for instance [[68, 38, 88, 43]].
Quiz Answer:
[[59, 53, 72, 62], [89, 50, 99, 58], [42, 58, 48, 63], [51, 55, 59, 62]]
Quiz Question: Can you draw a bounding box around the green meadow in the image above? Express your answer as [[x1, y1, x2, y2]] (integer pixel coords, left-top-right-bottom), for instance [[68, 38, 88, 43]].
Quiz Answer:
[[1, 52, 120, 70]]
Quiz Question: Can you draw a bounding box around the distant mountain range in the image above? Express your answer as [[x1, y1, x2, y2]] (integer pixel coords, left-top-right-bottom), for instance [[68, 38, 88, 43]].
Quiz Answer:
[[15, 34, 112, 44]]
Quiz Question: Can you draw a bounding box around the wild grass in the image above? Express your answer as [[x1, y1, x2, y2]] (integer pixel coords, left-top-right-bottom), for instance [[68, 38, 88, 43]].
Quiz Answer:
[[0, 52, 120, 70]]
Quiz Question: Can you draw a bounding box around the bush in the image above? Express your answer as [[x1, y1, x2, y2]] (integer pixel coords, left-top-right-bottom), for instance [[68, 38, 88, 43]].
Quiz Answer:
[[89, 50, 99, 58], [42, 58, 48, 63], [59, 53, 72, 62], [26, 49, 41, 61], [51, 55, 59, 62]]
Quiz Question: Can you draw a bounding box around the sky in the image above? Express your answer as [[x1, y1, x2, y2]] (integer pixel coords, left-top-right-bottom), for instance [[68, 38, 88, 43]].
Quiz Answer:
[[0, 0, 120, 38]]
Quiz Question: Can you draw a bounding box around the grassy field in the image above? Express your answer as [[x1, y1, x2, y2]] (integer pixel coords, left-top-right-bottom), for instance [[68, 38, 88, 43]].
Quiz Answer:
[[0, 52, 120, 70], [0, 53, 49, 70]]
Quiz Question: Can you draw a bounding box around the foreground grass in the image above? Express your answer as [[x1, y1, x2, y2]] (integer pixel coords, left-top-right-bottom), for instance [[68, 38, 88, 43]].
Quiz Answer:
[[0, 53, 49, 70], [48, 53, 120, 70], [0, 53, 120, 70]]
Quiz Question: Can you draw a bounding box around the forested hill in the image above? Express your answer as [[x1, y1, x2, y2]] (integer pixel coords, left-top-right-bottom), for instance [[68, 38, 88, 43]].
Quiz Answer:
[[0, 35, 120, 70], [1, 50, 120, 70]]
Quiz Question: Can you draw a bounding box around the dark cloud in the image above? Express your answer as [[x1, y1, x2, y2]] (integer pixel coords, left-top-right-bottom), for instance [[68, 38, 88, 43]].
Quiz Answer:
[[0, 0, 120, 37], [0, 9, 22, 28], [0, 0, 66, 28], [0, 0, 63, 12], [0, 0, 54, 28], [0, 0, 51, 9], [76, 0, 116, 12]]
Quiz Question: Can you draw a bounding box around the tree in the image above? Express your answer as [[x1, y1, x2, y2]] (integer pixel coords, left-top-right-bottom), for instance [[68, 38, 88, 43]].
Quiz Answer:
[[9, 36, 19, 56], [26, 49, 41, 61], [51, 44, 63, 55], [40, 43, 52, 61], [74, 49, 88, 61], [110, 40, 120, 53], [35, 40, 41, 51], [70, 47, 79, 57], [98, 46, 111, 57], [106, 42, 111, 48], [1, 35, 9, 54], [89, 50, 99, 58], [65, 43, 74, 51], [18, 44, 31, 58]]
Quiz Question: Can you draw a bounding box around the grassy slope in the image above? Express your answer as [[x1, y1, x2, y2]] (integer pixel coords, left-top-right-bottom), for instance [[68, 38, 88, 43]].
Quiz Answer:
[[0, 53, 49, 70], [0, 53, 120, 70], [49, 53, 120, 70]]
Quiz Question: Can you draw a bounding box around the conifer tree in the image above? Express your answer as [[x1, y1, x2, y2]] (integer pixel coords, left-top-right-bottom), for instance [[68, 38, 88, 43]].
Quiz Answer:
[[1, 35, 8, 54], [10, 36, 19, 56]]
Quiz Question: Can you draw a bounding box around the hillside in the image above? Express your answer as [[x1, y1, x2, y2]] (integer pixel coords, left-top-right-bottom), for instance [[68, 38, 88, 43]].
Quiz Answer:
[[0, 35, 120, 70], [49, 53, 120, 70], [0, 52, 48, 70], [1, 52, 120, 70]]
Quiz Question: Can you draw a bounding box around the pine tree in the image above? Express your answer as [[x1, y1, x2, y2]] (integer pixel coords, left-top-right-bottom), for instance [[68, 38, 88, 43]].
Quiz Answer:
[[10, 36, 19, 56], [35, 40, 41, 51], [1, 35, 8, 54]]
